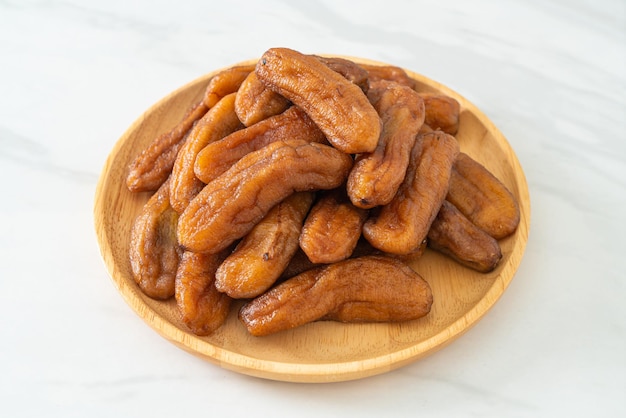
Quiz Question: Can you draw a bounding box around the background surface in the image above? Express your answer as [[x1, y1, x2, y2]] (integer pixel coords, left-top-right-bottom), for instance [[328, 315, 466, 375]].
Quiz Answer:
[[1, 0, 624, 417]]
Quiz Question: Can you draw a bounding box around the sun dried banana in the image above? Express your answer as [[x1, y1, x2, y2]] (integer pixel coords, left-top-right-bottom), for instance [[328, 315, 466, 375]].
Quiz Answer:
[[234, 71, 291, 127], [215, 192, 314, 299], [177, 139, 353, 254], [447, 152, 520, 239], [239, 255, 433, 336], [202, 64, 255, 108], [175, 250, 232, 336], [428, 200, 502, 272], [255, 47, 381, 154], [420, 93, 460, 136], [363, 131, 459, 255], [347, 80, 425, 209], [129, 178, 181, 299], [299, 189, 368, 264], [314, 55, 370, 92], [169, 92, 243, 213], [126, 100, 208, 193], [360, 63, 416, 89], [194, 105, 327, 184]]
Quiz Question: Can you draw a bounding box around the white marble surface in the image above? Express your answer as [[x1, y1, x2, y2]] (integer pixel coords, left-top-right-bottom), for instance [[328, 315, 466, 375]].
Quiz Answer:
[[1, 0, 624, 416]]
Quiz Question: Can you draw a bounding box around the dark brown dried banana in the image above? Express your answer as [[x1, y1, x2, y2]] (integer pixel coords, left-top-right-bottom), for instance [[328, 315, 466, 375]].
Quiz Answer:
[[447, 152, 520, 239], [129, 178, 181, 299], [428, 200, 502, 273], [255, 47, 381, 154], [239, 255, 433, 336], [363, 131, 459, 255], [347, 80, 425, 209], [177, 139, 353, 254], [299, 189, 368, 264], [175, 250, 232, 336], [215, 192, 314, 299]]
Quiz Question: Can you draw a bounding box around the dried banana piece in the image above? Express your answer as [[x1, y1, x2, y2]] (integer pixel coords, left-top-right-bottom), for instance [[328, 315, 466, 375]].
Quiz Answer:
[[125, 65, 253, 193], [234, 71, 291, 127], [347, 80, 425, 209], [202, 64, 255, 108], [215, 192, 314, 299], [126, 100, 208, 193], [447, 152, 520, 239], [314, 55, 370, 92], [363, 131, 459, 255], [255, 47, 381, 154], [169, 92, 243, 213], [129, 178, 181, 299], [239, 255, 433, 336], [175, 250, 232, 336], [360, 63, 416, 89], [299, 189, 368, 264], [428, 200, 502, 273], [177, 139, 353, 254], [194, 105, 326, 184], [420, 93, 460, 136]]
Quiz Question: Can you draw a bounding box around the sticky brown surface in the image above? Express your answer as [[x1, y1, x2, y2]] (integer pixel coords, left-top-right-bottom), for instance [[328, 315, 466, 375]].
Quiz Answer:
[[300, 189, 368, 264], [177, 139, 353, 254], [256, 47, 381, 154], [169, 93, 243, 213], [447, 152, 520, 239], [347, 80, 425, 209], [363, 131, 459, 255], [420, 93, 460, 136], [428, 200, 502, 273], [175, 251, 232, 336], [129, 178, 181, 299], [234, 71, 291, 126], [126, 100, 208, 193], [239, 255, 433, 336], [194, 105, 327, 184], [215, 192, 314, 299]]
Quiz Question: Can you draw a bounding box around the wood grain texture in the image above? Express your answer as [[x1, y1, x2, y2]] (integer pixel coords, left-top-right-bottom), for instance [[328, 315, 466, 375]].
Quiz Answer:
[[93, 57, 530, 383]]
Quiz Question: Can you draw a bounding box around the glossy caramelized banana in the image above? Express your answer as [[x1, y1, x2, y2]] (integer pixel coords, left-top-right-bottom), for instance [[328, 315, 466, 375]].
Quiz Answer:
[[215, 192, 314, 299], [194, 105, 327, 184], [428, 200, 502, 273], [202, 64, 255, 108], [126, 100, 208, 193], [360, 63, 416, 89], [255, 47, 381, 154], [129, 178, 181, 299], [447, 152, 520, 239], [299, 189, 368, 264], [169, 93, 243, 213], [239, 255, 433, 337], [175, 250, 232, 336], [420, 93, 461, 136], [363, 131, 459, 255], [347, 80, 425, 209], [314, 55, 370, 92], [178, 139, 353, 254], [125, 66, 254, 193], [234, 71, 291, 127]]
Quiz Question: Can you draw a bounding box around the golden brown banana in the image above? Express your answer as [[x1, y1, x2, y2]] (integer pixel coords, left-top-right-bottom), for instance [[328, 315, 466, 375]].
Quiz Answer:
[[447, 152, 520, 239], [255, 47, 381, 154], [177, 139, 353, 254], [239, 255, 433, 336], [428, 200, 502, 273], [363, 131, 459, 255], [215, 192, 314, 299], [129, 178, 181, 299]]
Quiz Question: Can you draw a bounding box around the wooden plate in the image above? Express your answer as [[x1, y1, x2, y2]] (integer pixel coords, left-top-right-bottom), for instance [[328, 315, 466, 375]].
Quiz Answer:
[[94, 57, 530, 383]]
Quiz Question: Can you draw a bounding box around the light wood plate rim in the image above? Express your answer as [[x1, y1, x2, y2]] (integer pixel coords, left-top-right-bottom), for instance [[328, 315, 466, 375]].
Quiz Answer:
[[94, 56, 530, 383]]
